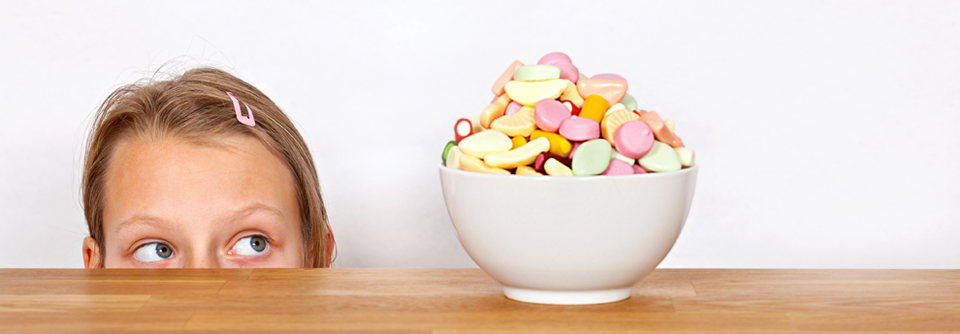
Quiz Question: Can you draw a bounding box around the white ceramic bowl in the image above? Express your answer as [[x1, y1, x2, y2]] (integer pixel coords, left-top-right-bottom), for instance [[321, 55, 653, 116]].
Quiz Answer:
[[439, 164, 698, 305]]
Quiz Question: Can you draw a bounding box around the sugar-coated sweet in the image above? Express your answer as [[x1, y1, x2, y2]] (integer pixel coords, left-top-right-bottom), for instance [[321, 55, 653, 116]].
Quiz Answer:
[[491, 105, 536, 137], [504, 101, 522, 116], [458, 129, 512, 158], [444, 51, 694, 177], [515, 165, 543, 176], [537, 52, 573, 66], [492, 60, 524, 96], [560, 80, 584, 108], [480, 94, 511, 129], [637, 141, 681, 172], [460, 154, 511, 175], [571, 139, 612, 176], [600, 109, 640, 145], [445, 146, 464, 170], [613, 120, 655, 160], [513, 65, 561, 82], [484, 137, 550, 169], [544, 158, 573, 176], [530, 130, 573, 158], [674, 147, 695, 168], [601, 159, 634, 175], [620, 93, 637, 111], [576, 78, 627, 105], [578, 94, 608, 124], [558, 116, 600, 141], [533, 99, 570, 133], [504, 80, 568, 106]]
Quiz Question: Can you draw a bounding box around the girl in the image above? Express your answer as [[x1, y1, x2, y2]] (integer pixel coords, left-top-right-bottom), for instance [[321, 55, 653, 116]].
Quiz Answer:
[[81, 68, 334, 268]]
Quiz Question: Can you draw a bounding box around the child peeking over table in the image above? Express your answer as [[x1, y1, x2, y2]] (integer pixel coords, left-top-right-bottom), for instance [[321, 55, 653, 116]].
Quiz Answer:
[[80, 68, 334, 268]]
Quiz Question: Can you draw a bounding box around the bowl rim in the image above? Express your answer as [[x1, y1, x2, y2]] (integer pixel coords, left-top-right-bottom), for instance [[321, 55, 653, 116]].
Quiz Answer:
[[439, 163, 698, 181]]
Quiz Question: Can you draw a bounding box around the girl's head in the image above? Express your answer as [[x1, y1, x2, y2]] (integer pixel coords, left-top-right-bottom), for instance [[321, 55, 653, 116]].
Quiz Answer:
[[81, 68, 333, 268]]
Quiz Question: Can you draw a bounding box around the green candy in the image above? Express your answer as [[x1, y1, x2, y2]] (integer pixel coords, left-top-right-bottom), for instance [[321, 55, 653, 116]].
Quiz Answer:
[[638, 141, 681, 172], [513, 65, 561, 82], [620, 93, 637, 111], [441, 140, 456, 164], [571, 139, 612, 176]]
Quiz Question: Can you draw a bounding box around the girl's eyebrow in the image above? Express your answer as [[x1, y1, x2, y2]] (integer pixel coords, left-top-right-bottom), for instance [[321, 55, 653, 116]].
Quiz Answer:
[[114, 204, 287, 234], [216, 204, 287, 229]]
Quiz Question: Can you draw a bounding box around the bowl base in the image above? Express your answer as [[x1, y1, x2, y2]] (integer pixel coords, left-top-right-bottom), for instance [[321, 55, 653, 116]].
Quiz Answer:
[[503, 286, 632, 305]]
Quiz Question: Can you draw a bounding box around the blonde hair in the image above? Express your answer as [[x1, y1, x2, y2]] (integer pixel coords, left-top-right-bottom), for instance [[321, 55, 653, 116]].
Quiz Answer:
[[82, 67, 333, 267]]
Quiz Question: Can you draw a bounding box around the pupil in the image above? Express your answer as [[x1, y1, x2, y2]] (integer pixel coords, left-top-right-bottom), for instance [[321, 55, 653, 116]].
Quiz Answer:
[[251, 236, 266, 252], [156, 244, 172, 259]]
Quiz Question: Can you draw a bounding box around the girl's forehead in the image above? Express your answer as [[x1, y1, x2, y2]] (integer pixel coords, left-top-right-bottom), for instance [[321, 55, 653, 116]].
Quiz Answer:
[[101, 134, 299, 234]]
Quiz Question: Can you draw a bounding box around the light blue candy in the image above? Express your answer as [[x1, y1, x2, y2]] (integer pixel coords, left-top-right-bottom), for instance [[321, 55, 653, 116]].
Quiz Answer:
[[513, 65, 561, 82], [571, 139, 612, 176], [620, 93, 637, 111], [638, 141, 681, 172]]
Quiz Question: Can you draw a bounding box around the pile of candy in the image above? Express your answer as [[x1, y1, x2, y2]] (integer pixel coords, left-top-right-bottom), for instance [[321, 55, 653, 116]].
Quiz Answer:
[[441, 52, 694, 176]]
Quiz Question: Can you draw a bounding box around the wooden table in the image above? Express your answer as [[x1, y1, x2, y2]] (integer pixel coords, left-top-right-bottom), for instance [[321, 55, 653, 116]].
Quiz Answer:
[[1, 269, 958, 333]]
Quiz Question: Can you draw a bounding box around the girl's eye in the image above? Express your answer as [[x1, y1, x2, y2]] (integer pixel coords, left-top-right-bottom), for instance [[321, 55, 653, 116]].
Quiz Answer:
[[232, 236, 268, 256], [134, 242, 174, 262]]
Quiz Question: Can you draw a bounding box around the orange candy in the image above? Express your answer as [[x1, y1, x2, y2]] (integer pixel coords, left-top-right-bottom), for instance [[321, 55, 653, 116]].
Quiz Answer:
[[491, 106, 536, 137], [578, 94, 608, 124], [491, 60, 524, 96], [576, 78, 627, 105], [480, 94, 511, 129], [515, 165, 543, 176], [601, 109, 640, 145], [639, 111, 684, 148]]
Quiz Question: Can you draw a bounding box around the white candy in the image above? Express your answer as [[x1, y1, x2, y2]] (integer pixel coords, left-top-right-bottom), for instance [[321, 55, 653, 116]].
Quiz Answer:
[[484, 137, 550, 169], [665, 119, 675, 133], [445, 146, 464, 170], [457, 129, 512, 158], [674, 147, 695, 167]]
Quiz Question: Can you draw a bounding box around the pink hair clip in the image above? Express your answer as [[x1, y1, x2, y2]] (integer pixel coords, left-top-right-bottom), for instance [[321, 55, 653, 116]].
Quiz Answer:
[[226, 91, 256, 127]]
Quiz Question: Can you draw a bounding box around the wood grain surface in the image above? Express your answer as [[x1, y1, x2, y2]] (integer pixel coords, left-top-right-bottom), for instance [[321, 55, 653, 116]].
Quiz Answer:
[[0, 269, 957, 333]]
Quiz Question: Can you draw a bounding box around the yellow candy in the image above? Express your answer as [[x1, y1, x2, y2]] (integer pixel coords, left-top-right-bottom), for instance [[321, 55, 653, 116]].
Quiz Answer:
[[600, 109, 640, 145], [460, 154, 510, 175], [468, 116, 484, 134], [530, 130, 572, 158], [665, 119, 675, 133], [503, 79, 568, 106], [544, 158, 573, 176], [578, 94, 608, 124], [484, 137, 550, 169], [510, 135, 527, 150], [491, 105, 536, 137], [516, 165, 543, 176], [480, 94, 511, 129], [457, 129, 512, 158], [560, 79, 584, 108]]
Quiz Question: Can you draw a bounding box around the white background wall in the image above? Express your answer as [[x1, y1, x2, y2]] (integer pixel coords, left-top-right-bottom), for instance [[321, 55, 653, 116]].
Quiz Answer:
[[1, 1, 957, 269]]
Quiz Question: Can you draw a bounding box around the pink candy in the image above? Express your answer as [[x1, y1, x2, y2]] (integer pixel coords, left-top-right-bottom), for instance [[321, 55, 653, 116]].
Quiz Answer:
[[534, 99, 570, 133], [633, 164, 648, 174], [537, 52, 573, 66], [558, 116, 600, 141], [602, 159, 634, 175], [504, 101, 522, 116], [591, 73, 627, 82], [613, 120, 655, 159]]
